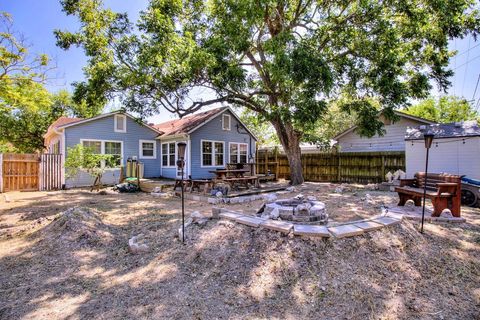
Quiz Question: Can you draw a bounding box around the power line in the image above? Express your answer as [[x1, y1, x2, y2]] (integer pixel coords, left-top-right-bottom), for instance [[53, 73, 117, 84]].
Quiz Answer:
[[454, 53, 480, 70], [455, 42, 480, 57], [461, 37, 472, 96], [472, 74, 480, 100]]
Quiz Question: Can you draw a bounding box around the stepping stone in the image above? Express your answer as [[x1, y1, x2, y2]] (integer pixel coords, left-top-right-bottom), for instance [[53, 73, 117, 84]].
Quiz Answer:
[[293, 224, 331, 238], [328, 224, 364, 238], [219, 211, 242, 221], [260, 220, 294, 233], [385, 211, 403, 220], [372, 216, 402, 226], [233, 215, 266, 227], [354, 220, 384, 232]]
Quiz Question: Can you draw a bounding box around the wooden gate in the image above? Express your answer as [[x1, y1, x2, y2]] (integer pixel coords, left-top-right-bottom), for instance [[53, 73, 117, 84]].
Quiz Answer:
[[39, 153, 62, 191], [1, 153, 40, 192], [0, 153, 63, 192]]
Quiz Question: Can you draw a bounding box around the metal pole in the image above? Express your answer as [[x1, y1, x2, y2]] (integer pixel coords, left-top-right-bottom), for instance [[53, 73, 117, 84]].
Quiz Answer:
[[181, 161, 185, 243], [421, 148, 430, 233]]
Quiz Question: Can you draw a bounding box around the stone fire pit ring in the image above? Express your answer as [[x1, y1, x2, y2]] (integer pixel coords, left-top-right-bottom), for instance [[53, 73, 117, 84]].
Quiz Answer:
[[263, 199, 328, 223]]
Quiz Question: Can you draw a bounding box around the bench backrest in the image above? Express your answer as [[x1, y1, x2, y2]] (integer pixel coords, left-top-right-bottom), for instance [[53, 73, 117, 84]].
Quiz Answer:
[[413, 172, 461, 190]]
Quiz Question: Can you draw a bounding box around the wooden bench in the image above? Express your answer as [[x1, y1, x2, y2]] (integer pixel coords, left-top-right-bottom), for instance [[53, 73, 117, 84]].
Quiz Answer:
[[173, 179, 192, 191], [394, 172, 462, 217], [223, 176, 260, 190], [189, 179, 214, 194]]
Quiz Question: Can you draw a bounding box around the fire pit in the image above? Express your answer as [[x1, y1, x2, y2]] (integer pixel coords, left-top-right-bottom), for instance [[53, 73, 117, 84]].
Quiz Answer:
[[261, 198, 328, 224]]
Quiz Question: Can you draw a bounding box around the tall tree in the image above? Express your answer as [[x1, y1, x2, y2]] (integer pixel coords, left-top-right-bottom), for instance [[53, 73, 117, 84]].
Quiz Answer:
[[404, 96, 479, 123], [0, 12, 99, 153], [0, 12, 52, 112], [56, 0, 479, 184]]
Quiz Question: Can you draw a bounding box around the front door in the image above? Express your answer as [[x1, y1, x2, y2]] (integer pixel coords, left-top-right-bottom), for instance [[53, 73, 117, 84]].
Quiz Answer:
[[176, 141, 188, 179]]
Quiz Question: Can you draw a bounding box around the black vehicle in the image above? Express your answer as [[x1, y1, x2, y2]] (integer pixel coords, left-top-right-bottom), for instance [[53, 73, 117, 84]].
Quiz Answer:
[[461, 177, 480, 207]]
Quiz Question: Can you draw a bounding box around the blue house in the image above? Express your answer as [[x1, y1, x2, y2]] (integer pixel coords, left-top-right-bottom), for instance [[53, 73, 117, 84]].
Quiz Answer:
[[44, 106, 257, 188]]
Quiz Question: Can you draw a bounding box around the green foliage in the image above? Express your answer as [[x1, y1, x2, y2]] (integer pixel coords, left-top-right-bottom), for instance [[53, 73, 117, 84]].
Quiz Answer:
[[404, 96, 479, 123], [0, 89, 98, 153], [0, 12, 52, 113], [311, 102, 359, 144], [64, 144, 117, 181], [55, 0, 479, 126], [238, 108, 278, 147]]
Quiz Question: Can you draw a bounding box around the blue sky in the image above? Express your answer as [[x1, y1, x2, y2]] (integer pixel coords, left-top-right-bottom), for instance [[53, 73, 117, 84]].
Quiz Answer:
[[3, 0, 480, 123]]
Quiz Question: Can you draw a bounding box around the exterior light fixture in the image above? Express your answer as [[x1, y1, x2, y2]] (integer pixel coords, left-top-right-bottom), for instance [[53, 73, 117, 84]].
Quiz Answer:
[[421, 132, 434, 233], [177, 142, 187, 243]]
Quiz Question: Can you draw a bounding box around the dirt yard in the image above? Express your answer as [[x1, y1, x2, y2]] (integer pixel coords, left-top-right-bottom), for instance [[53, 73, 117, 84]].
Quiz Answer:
[[0, 183, 479, 319]]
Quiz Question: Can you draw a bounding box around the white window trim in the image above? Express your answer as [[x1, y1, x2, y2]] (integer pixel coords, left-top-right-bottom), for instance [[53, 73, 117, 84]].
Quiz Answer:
[[114, 114, 127, 133], [228, 142, 249, 163], [139, 140, 157, 159], [222, 114, 231, 131], [200, 139, 225, 168], [79, 139, 124, 167], [161, 142, 176, 168]]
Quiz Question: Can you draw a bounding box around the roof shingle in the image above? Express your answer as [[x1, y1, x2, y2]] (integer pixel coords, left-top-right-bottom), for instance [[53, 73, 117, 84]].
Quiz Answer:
[[405, 120, 480, 140], [154, 107, 227, 137]]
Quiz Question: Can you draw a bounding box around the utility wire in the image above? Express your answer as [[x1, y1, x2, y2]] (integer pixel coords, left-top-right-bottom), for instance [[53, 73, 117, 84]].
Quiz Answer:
[[472, 74, 480, 100], [462, 37, 472, 96], [454, 53, 480, 70], [455, 42, 480, 57]]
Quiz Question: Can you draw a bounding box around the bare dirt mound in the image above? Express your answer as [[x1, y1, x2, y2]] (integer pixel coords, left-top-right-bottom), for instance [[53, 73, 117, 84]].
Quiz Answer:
[[39, 207, 114, 247]]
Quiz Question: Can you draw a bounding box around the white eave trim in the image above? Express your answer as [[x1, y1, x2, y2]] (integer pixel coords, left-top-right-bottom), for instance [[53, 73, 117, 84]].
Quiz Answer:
[[333, 111, 436, 140], [57, 110, 163, 135], [156, 133, 189, 141]]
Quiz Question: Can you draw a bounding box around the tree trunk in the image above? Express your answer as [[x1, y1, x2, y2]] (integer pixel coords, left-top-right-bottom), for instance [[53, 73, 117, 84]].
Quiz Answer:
[[271, 119, 304, 185]]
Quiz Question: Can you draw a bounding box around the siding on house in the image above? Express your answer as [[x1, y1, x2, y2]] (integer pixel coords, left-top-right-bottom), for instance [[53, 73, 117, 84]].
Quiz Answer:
[[405, 136, 480, 180], [189, 110, 256, 179], [64, 114, 161, 187], [337, 117, 427, 152]]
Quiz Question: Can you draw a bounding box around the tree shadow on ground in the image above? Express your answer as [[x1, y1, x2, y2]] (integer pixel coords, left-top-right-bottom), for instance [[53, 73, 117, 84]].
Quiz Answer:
[[0, 191, 479, 319]]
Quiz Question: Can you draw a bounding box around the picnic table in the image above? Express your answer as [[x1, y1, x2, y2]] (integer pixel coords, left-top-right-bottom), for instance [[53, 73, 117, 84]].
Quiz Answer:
[[209, 169, 250, 179], [209, 168, 259, 189]]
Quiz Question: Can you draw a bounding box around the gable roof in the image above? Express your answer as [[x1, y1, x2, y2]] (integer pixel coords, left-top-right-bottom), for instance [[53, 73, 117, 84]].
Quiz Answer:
[[44, 116, 83, 137], [405, 120, 480, 140], [154, 107, 228, 136], [46, 110, 162, 136], [153, 106, 258, 140], [333, 110, 435, 140]]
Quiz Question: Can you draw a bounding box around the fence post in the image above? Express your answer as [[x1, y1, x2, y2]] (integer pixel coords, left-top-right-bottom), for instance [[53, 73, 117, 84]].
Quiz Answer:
[[381, 154, 385, 182], [336, 153, 341, 182], [39, 154, 43, 191], [0, 153, 3, 193], [264, 148, 268, 174]]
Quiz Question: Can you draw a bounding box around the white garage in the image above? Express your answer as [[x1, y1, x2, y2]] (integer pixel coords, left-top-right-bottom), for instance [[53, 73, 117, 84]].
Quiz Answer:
[[405, 121, 480, 179]]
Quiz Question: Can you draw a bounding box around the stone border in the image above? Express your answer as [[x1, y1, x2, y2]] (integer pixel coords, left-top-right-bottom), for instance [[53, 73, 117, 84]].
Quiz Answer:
[[168, 189, 291, 205], [212, 207, 404, 239]]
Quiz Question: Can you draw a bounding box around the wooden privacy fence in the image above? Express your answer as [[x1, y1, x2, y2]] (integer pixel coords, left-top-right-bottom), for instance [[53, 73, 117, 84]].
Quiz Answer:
[[0, 153, 62, 192], [39, 153, 62, 191], [256, 149, 405, 184]]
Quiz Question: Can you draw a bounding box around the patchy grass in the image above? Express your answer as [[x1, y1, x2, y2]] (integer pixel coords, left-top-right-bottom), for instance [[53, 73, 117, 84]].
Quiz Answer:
[[0, 184, 479, 319]]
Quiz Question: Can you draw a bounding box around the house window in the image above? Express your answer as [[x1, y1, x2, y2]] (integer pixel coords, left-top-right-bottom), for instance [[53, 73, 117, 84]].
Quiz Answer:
[[139, 140, 156, 159], [105, 141, 122, 166], [222, 114, 231, 131], [81, 140, 122, 167], [51, 141, 60, 154], [229, 143, 248, 163], [162, 142, 176, 167], [114, 114, 127, 133], [202, 140, 224, 167], [82, 140, 102, 154]]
